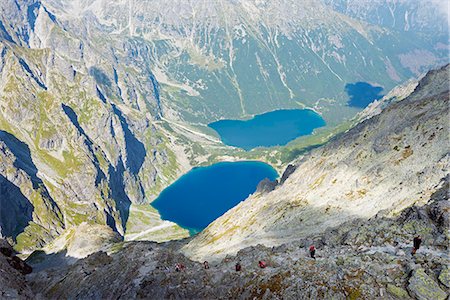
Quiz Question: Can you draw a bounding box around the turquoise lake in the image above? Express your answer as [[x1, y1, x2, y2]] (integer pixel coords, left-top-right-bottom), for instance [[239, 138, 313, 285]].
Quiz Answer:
[[208, 109, 326, 150], [151, 161, 278, 233]]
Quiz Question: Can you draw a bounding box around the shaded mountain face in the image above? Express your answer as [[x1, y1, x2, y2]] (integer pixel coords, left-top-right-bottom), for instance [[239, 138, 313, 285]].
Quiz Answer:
[[42, 0, 448, 124], [183, 64, 450, 261]]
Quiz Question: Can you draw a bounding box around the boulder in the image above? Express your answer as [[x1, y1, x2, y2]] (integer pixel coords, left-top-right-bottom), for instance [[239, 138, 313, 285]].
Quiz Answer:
[[407, 268, 447, 300], [256, 178, 278, 194], [280, 164, 296, 185], [387, 284, 410, 299], [438, 267, 449, 288]]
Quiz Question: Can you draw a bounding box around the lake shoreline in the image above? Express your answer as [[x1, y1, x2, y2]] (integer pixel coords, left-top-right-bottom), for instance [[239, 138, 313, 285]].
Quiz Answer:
[[208, 109, 326, 151]]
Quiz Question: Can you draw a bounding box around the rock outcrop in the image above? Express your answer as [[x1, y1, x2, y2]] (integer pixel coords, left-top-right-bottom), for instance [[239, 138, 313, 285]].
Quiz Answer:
[[0, 239, 33, 299], [408, 268, 447, 300]]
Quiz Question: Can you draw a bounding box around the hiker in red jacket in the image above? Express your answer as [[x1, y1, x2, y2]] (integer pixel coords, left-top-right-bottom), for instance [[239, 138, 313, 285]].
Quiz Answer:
[[175, 263, 186, 272], [258, 260, 267, 268], [235, 262, 242, 271], [175, 263, 181, 272], [309, 245, 316, 259]]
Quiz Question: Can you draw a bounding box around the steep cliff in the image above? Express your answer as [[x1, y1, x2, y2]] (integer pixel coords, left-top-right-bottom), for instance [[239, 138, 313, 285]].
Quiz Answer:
[[0, 0, 190, 253]]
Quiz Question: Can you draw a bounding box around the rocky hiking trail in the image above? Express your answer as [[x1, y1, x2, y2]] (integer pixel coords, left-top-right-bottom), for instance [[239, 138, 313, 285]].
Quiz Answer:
[[1, 184, 447, 299]]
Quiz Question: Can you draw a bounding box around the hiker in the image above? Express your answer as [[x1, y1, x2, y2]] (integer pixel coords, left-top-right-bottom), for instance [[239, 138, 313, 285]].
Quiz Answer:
[[175, 263, 185, 272], [235, 262, 242, 271], [258, 260, 267, 268], [203, 261, 209, 269], [411, 235, 422, 255], [309, 245, 316, 259]]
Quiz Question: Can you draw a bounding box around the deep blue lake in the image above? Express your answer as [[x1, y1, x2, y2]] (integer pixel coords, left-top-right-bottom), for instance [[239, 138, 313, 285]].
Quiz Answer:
[[151, 161, 278, 233], [208, 109, 326, 150]]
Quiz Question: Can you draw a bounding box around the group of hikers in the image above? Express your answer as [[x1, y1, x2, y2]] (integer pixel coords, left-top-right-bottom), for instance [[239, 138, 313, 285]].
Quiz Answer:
[[234, 260, 267, 271], [174, 236, 422, 272], [175, 245, 316, 273]]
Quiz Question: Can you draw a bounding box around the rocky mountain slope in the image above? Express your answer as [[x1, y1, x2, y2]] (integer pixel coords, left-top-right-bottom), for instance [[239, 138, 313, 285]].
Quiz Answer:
[[182, 64, 450, 261], [0, 239, 33, 299], [0, 65, 448, 300], [2, 178, 448, 299], [0, 0, 192, 253]]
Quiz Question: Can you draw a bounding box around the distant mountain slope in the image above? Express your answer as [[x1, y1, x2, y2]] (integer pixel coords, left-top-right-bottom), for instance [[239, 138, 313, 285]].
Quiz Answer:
[[42, 0, 448, 124], [183, 64, 450, 261], [324, 0, 448, 34]]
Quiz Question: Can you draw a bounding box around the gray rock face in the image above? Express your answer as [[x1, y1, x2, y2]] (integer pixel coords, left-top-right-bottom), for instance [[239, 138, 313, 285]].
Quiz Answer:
[[438, 268, 449, 289], [407, 269, 447, 300], [279, 164, 296, 185], [255, 178, 278, 194], [0, 131, 64, 251], [0, 239, 34, 299]]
